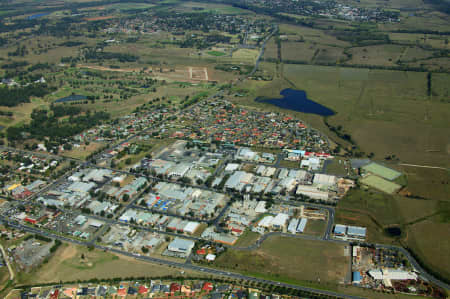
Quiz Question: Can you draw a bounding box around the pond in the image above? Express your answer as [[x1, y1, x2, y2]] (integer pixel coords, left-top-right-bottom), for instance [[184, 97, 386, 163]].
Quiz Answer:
[[255, 88, 335, 116], [384, 226, 402, 237], [28, 12, 51, 20], [54, 95, 87, 103]]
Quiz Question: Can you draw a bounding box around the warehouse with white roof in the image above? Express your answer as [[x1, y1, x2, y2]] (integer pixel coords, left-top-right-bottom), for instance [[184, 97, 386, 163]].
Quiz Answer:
[[183, 221, 200, 234]]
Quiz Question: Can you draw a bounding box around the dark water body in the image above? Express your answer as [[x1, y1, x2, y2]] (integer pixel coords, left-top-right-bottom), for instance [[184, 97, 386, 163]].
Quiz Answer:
[[255, 88, 335, 116], [385, 226, 402, 237], [28, 12, 50, 20], [54, 95, 87, 103]]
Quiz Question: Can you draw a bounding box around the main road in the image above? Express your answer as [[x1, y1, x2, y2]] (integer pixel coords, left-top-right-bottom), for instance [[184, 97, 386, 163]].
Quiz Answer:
[[1, 216, 363, 299]]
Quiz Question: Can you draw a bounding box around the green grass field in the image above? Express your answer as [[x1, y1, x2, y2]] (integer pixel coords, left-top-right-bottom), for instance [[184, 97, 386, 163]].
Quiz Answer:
[[207, 51, 226, 57], [362, 162, 402, 181], [360, 175, 402, 194]]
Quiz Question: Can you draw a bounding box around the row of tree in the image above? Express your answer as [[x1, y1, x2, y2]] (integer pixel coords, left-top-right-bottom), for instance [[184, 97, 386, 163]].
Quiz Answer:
[[0, 84, 55, 107]]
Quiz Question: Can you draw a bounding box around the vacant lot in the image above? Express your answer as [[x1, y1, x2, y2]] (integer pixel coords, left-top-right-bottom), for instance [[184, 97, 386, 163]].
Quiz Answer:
[[18, 243, 204, 284], [63, 142, 105, 160], [304, 219, 327, 237], [215, 236, 349, 284], [234, 230, 260, 248]]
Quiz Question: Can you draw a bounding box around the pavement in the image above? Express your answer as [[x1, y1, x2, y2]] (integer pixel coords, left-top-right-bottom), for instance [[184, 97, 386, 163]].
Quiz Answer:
[[0, 244, 14, 281]]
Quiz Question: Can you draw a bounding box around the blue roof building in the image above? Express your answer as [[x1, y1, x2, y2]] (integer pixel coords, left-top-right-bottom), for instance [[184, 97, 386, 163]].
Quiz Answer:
[[353, 271, 362, 284]]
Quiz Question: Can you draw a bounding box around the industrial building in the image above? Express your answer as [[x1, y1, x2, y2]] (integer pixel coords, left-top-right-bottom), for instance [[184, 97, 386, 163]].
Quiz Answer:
[[333, 224, 366, 240], [167, 238, 195, 255]]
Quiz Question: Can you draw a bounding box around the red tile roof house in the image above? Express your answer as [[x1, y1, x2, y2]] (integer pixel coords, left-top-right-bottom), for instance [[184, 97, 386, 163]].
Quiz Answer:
[[202, 282, 214, 292], [138, 285, 149, 295], [117, 285, 128, 297], [170, 283, 181, 294], [24, 217, 38, 225], [49, 289, 59, 299]]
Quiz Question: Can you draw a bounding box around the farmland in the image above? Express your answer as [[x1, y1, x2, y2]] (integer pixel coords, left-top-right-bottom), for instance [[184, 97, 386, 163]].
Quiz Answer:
[[236, 63, 450, 170]]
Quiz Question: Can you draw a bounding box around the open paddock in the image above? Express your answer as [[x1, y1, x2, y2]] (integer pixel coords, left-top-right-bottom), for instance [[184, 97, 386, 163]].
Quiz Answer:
[[263, 38, 278, 60], [347, 44, 405, 67], [406, 217, 450, 281], [232, 49, 259, 63], [281, 41, 317, 62], [278, 23, 351, 47]]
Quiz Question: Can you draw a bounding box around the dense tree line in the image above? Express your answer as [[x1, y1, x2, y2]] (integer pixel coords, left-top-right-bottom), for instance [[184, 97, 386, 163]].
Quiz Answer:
[[83, 48, 139, 62], [0, 19, 40, 33], [28, 62, 52, 72], [1, 61, 29, 69], [50, 105, 82, 117], [0, 84, 55, 107], [59, 41, 85, 47], [266, 57, 449, 73], [205, 34, 232, 43], [331, 29, 390, 45], [7, 108, 109, 141]]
